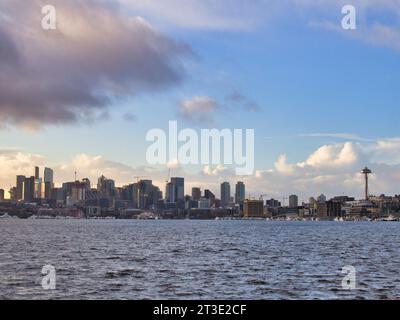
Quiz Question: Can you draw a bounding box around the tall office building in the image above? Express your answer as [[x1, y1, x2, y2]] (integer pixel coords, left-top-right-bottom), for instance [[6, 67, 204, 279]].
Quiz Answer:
[[171, 177, 184, 202], [165, 182, 175, 203], [44, 167, 53, 183], [0, 189, 4, 201], [192, 187, 201, 201], [165, 177, 185, 203], [221, 182, 231, 208], [43, 167, 54, 199], [16, 175, 25, 200], [235, 181, 245, 204], [204, 189, 216, 207], [134, 180, 162, 210], [97, 175, 115, 199], [34, 166, 40, 179], [289, 194, 298, 208], [23, 176, 35, 202]]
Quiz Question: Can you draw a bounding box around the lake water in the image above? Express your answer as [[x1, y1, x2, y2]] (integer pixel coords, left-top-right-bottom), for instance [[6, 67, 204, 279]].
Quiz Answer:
[[0, 219, 399, 300]]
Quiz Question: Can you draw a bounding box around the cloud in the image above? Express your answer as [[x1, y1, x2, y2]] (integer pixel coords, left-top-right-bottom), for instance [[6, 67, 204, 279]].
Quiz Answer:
[[300, 142, 359, 168], [0, 151, 47, 189], [274, 155, 295, 175], [120, 0, 261, 31], [306, 1, 400, 52], [122, 112, 137, 122], [120, 0, 400, 55], [178, 96, 219, 124], [0, 0, 192, 129], [56, 154, 157, 186], [202, 165, 229, 176], [298, 133, 372, 142], [225, 90, 261, 112]]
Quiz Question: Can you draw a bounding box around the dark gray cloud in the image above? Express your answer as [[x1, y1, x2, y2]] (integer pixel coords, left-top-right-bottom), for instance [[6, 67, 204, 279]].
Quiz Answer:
[[0, 0, 192, 129], [122, 112, 137, 122], [225, 90, 261, 112]]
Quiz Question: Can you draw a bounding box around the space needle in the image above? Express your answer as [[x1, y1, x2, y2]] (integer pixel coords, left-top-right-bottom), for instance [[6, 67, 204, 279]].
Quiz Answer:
[[361, 167, 372, 200]]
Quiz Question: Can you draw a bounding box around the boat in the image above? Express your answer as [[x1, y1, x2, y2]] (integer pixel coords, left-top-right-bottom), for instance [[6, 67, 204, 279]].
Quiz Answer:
[[0, 213, 13, 219], [383, 215, 399, 222]]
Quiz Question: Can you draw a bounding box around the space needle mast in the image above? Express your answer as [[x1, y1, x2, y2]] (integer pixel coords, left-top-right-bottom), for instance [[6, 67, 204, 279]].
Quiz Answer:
[[361, 167, 372, 200]]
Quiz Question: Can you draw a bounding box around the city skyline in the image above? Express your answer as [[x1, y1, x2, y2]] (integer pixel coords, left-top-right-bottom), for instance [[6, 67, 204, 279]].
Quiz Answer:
[[2, 164, 399, 222], [1, 1, 400, 199], [0, 164, 391, 205]]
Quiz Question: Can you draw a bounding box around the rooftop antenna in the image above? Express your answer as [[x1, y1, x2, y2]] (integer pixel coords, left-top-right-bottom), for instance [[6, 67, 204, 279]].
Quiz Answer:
[[74, 171, 77, 182]]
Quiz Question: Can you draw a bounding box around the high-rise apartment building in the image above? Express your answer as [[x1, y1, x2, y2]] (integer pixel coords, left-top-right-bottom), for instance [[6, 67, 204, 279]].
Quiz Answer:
[[16, 175, 25, 200], [221, 182, 231, 208], [23, 176, 35, 202], [289, 194, 299, 208]]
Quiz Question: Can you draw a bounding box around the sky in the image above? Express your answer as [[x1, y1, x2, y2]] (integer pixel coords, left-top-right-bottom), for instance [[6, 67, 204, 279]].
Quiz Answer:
[[1, 0, 400, 201]]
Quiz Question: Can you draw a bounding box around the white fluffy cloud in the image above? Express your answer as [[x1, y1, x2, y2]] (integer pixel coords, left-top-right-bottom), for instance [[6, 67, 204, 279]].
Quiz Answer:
[[0, 151, 47, 189]]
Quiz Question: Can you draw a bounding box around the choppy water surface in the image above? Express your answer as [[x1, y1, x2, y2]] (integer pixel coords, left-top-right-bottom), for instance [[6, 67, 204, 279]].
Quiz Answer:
[[0, 219, 399, 300]]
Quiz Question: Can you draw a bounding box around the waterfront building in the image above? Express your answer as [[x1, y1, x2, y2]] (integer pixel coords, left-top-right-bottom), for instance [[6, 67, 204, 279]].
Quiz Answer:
[[316, 201, 328, 218], [198, 197, 210, 209], [326, 200, 342, 217], [244, 199, 264, 218]]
